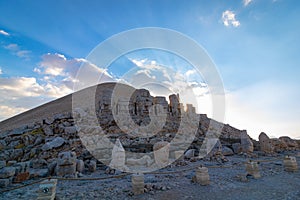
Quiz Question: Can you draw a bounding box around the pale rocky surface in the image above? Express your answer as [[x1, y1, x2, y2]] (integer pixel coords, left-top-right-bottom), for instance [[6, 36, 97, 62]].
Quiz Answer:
[[0, 153, 299, 200], [0, 83, 299, 199]]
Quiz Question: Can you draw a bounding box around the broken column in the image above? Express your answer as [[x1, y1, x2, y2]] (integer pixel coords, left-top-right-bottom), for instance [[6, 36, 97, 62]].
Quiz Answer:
[[131, 173, 144, 195], [245, 161, 261, 179], [283, 156, 298, 172], [195, 166, 210, 186]]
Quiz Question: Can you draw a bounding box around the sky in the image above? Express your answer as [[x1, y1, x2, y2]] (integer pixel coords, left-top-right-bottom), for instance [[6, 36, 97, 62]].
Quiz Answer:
[[0, 0, 299, 140]]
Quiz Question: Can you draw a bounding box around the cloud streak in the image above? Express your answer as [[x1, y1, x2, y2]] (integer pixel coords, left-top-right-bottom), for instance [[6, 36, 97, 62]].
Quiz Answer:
[[243, 0, 252, 6], [4, 43, 31, 60], [0, 30, 9, 36]]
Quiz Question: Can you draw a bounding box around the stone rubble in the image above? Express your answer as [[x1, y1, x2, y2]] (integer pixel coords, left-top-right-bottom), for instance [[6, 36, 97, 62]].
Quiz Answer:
[[0, 83, 299, 189]]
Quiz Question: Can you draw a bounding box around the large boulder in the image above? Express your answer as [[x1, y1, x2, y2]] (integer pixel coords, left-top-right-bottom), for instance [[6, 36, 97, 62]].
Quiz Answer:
[[232, 143, 242, 154], [42, 137, 65, 151], [279, 136, 298, 150], [259, 132, 274, 153], [222, 146, 234, 156], [240, 131, 253, 153]]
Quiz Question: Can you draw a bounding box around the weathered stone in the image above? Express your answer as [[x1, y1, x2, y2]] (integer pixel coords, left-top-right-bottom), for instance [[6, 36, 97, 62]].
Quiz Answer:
[[0, 178, 10, 188], [232, 143, 242, 154], [10, 149, 24, 161], [88, 160, 97, 172], [132, 173, 144, 195], [127, 155, 153, 167], [42, 125, 53, 136], [34, 136, 44, 146], [259, 132, 274, 153], [245, 161, 261, 179], [0, 167, 15, 178], [0, 161, 6, 169], [283, 156, 298, 172], [222, 146, 234, 156], [31, 159, 48, 169], [76, 160, 84, 173], [184, 149, 195, 159], [56, 151, 77, 177], [109, 139, 126, 169], [64, 126, 77, 134], [7, 160, 17, 166], [153, 141, 170, 167], [42, 137, 65, 151], [29, 168, 49, 178], [48, 161, 57, 176], [279, 136, 298, 149], [13, 172, 30, 183], [241, 131, 253, 153], [195, 167, 210, 186]]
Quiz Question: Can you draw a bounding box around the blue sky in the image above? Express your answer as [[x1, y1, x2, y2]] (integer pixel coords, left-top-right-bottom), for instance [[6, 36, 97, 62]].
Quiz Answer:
[[0, 0, 299, 139]]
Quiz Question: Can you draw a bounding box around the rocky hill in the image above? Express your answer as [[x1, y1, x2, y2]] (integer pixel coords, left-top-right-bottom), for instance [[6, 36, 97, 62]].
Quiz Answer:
[[0, 82, 299, 188]]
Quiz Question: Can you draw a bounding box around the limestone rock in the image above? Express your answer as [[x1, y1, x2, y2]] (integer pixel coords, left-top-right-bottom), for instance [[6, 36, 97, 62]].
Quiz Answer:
[[0, 161, 6, 169], [29, 168, 49, 178], [259, 132, 274, 153], [222, 146, 234, 156], [279, 136, 298, 149], [184, 149, 195, 159], [232, 143, 242, 154], [76, 159, 84, 173], [240, 131, 253, 153], [127, 155, 153, 167], [153, 141, 170, 167], [42, 125, 53, 136], [88, 160, 97, 172], [42, 137, 65, 151], [109, 139, 126, 169], [64, 126, 77, 134], [55, 151, 77, 177], [0, 178, 10, 188], [0, 167, 15, 178]]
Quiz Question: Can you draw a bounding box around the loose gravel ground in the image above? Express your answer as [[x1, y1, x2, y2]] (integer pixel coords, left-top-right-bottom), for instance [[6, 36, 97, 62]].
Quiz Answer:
[[1, 153, 299, 200]]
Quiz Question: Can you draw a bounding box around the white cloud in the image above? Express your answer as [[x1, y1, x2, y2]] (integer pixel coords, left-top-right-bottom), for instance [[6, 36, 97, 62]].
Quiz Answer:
[[4, 43, 31, 60], [222, 10, 240, 27], [185, 69, 196, 77], [243, 0, 252, 6], [0, 105, 27, 121], [0, 30, 9, 36], [0, 53, 115, 121], [0, 77, 45, 97], [0, 68, 2, 75]]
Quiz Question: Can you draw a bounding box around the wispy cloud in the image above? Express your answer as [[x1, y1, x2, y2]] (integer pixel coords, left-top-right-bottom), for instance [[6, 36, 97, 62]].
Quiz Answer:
[[222, 10, 240, 27], [0, 53, 115, 121], [0, 30, 9, 36], [4, 43, 31, 60], [0, 68, 2, 75], [243, 0, 252, 6]]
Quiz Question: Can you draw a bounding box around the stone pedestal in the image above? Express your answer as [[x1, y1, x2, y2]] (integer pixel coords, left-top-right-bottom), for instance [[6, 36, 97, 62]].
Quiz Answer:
[[196, 167, 210, 186], [284, 156, 298, 172], [132, 173, 144, 195], [245, 161, 261, 179]]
